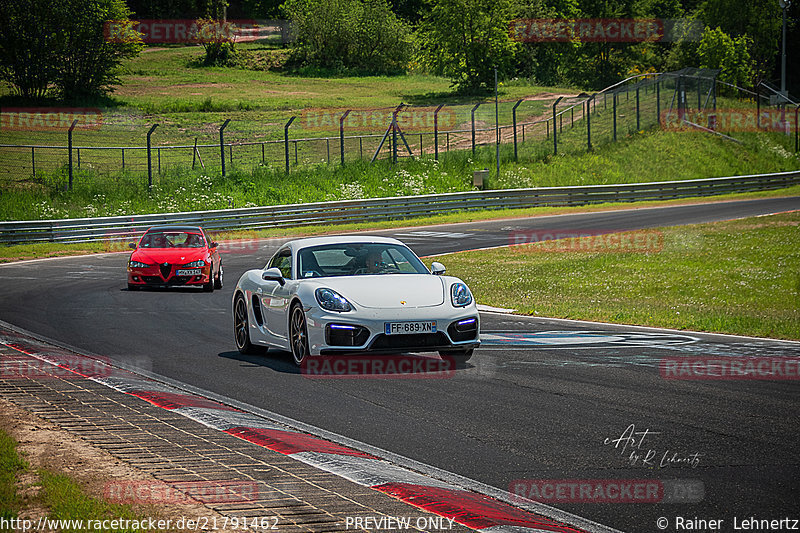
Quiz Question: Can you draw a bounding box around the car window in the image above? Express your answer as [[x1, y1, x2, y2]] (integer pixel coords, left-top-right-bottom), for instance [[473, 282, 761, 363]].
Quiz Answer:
[[296, 243, 428, 277], [269, 249, 293, 279], [140, 231, 205, 248]]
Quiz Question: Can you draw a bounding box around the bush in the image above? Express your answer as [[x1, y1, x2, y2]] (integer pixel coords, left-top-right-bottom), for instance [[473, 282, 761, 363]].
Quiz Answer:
[[281, 0, 411, 74]]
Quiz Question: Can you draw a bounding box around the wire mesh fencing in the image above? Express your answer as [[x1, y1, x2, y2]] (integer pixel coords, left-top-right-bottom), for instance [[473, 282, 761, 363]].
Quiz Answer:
[[2, 69, 797, 188]]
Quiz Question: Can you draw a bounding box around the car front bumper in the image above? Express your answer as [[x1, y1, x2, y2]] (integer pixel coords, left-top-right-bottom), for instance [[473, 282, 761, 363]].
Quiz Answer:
[[128, 265, 212, 287], [305, 306, 480, 356]]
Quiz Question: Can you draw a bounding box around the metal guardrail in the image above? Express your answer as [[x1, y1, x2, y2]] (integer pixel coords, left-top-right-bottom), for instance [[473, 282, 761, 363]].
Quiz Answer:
[[1, 171, 798, 245]]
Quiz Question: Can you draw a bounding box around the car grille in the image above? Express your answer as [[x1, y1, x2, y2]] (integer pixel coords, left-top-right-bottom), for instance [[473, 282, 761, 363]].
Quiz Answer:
[[369, 332, 450, 351], [159, 263, 172, 279], [141, 276, 192, 286]]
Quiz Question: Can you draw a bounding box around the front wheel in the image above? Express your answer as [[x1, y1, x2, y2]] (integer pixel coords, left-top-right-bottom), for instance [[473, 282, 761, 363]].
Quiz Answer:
[[214, 263, 224, 289], [234, 293, 262, 354], [203, 263, 214, 292], [439, 348, 473, 367], [289, 304, 310, 366]]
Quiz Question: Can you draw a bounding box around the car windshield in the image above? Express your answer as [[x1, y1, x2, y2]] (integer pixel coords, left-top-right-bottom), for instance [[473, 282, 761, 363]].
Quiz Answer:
[[140, 231, 205, 248], [297, 243, 429, 278]]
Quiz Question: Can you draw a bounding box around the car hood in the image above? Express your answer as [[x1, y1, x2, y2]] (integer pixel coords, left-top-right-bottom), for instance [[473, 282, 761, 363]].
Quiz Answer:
[[320, 275, 445, 309], [131, 248, 208, 265]]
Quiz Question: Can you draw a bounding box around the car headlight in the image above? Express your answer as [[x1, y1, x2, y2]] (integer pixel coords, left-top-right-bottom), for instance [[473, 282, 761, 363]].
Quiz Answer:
[[451, 283, 473, 307], [183, 260, 206, 268], [129, 261, 149, 268], [315, 288, 353, 312]]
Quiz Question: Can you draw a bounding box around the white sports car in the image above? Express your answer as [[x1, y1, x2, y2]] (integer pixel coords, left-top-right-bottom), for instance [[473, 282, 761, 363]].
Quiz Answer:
[[232, 236, 480, 366]]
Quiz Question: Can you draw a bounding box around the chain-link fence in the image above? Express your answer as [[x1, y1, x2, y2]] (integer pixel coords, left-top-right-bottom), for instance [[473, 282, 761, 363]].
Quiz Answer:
[[2, 69, 797, 186]]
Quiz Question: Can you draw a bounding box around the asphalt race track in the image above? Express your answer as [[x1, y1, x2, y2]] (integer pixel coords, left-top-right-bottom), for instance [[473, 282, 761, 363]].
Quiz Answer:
[[1, 197, 799, 532]]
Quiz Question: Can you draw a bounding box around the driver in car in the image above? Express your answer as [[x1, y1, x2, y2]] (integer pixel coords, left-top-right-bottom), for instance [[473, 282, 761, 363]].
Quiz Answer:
[[364, 249, 385, 273]]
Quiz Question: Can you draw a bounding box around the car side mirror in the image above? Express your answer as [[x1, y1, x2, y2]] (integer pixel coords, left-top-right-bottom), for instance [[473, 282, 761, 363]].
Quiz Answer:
[[211, 241, 218, 248], [431, 262, 446, 275], [129, 242, 136, 249], [262, 267, 285, 286]]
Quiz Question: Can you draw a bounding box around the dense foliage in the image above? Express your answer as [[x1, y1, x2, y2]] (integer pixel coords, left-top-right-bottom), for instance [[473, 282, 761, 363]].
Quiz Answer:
[[0, 0, 142, 101], [281, 0, 412, 74]]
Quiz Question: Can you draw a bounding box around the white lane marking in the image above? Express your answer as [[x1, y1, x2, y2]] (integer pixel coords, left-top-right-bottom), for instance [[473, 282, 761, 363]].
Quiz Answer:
[[292, 451, 457, 490], [172, 406, 288, 432], [487, 315, 800, 346], [94, 376, 187, 395], [477, 304, 515, 313], [480, 526, 560, 533], [393, 231, 475, 239]]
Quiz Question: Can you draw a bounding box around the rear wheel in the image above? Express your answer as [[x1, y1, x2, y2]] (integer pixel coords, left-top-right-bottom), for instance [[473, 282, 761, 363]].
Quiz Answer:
[[439, 348, 473, 367], [234, 293, 262, 354], [214, 263, 224, 289], [289, 304, 310, 366]]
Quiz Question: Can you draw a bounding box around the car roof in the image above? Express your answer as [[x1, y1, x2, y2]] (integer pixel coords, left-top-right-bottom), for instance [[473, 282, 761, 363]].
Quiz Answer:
[[286, 235, 404, 251], [144, 225, 205, 233]]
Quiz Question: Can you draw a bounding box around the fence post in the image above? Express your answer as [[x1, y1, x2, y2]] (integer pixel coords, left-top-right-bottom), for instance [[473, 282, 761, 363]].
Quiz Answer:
[[613, 92, 617, 141], [471, 103, 480, 155], [67, 119, 78, 190], [713, 77, 717, 111], [434, 103, 445, 161], [146, 124, 158, 189], [219, 119, 230, 176], [392, 115, 398, 164], [636, 86, 640, 131], [553, 97, 563, 155], [284, 116, 296, 174], [340, 110, 351, 166], [795, 105, 799, 152], [756, 84, 761, 129], [587, 95, 593, 151], [31, 147, 35, 177], [512, 100, 522, 161], [656, 81, 661, 126]]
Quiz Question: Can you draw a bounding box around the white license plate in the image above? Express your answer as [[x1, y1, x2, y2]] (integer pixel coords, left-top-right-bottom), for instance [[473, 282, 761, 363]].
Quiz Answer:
[[385, 321, 437, 335], [176, 269, 201, 276]]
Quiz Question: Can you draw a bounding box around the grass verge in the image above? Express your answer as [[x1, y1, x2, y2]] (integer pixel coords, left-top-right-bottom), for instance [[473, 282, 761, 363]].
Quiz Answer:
[[1, 186, 798, 263], [2, 129, 799, 222], [38, 471, 143, 532], [0, 429, 27, 522], [439, 211, 800, 340]]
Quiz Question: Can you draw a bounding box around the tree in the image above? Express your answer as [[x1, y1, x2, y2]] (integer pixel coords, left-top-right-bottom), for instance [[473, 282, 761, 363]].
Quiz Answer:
[[416, 0, 518, 92], [282, 0, 411, 74], [698, 0, 781, 86], [697, 26, 752, 88], [0, 0, 142, 101], [0, 0, 63, 99], [57, 0, 143, 100]]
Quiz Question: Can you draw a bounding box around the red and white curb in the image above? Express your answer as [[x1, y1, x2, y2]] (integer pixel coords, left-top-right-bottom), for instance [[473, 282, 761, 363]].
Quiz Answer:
[[0, 324, 620, 533]]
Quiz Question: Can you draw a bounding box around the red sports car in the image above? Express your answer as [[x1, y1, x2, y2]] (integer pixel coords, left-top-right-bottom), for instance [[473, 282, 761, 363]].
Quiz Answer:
[[127, 225, 223, 292]]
